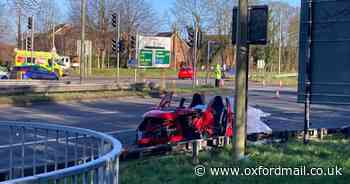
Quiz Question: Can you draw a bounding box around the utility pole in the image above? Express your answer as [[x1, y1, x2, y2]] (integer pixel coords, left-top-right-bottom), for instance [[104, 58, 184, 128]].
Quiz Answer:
[[233, 0, 249, 160], [80, 0, 86, 83]]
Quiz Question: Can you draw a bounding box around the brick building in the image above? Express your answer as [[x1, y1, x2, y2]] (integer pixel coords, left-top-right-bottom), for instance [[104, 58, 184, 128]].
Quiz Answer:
[[0, 42, 15, 66], [33, 25, 192, 69]]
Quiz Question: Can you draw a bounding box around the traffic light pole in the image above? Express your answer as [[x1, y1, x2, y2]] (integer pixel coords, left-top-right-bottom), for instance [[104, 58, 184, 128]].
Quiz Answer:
[[134, 32, 139, 83], [233, 0, 249, 160], [25, 32, 28, 51], [31, 17, 34, 65], [117, 13, 120, 84]]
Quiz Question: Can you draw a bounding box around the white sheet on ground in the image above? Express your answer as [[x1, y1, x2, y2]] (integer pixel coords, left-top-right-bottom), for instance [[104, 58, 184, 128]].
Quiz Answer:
[[247, 106, 272, 134], [227, 97, 272, 134]]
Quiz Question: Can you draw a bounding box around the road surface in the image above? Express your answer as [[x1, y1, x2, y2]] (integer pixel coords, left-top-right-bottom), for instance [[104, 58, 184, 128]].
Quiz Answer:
[[0, 86, 350, 146]]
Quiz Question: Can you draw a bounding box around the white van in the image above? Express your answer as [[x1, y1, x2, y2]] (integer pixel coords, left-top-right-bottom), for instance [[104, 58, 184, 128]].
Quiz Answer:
[[58, 56, 71, 70]]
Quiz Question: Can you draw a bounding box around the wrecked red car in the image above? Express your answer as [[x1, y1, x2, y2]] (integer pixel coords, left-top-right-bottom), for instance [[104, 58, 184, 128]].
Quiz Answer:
[[136, 92, 233, 146]]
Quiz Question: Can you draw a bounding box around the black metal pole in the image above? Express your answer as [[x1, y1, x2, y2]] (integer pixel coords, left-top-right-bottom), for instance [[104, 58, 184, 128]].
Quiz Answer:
[[304, 0, 313, 144]]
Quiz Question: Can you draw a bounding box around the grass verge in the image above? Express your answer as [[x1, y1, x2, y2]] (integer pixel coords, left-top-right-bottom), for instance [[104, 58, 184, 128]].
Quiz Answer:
[[121, 135, 350, 184], [0, 90, 150, 106], [0, 83, 233, 106]]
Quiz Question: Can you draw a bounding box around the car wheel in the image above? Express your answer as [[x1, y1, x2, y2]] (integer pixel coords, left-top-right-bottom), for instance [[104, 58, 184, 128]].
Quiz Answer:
[[54, 69, 61, 77]]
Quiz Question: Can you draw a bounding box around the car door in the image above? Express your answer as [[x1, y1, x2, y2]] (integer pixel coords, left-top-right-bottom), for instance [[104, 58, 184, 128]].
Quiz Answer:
[[38, 67, 50, 79], [29, 67, 40, 79]]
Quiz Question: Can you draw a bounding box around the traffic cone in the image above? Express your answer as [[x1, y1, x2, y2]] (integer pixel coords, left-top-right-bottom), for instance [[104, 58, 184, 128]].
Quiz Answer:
[[275, 80, 282, 98], [275, 89, 280, 98]]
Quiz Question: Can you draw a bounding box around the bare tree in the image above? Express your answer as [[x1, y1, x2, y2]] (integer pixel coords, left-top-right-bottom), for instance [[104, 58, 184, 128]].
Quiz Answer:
[[4, 0, 62, 48], [66, 0, 159, 68], [5, 0, 40, 47], [171, 0, 212, 36], [67, 0, 158, 33], [0, 2, 11, 41], [262, 1, 299, 73], [35, 0, 61, 33]]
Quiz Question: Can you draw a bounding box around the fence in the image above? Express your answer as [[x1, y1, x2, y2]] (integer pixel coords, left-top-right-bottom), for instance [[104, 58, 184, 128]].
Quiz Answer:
[[0, 121, 122, 184]]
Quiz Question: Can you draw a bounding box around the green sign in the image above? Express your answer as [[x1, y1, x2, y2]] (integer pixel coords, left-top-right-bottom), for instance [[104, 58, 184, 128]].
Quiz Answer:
[[139, 49, 153, 67], [155, 50, 170, 66]]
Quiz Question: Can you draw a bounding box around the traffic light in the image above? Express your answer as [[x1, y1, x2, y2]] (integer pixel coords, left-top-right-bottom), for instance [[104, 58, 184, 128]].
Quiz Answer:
[[28, 17, 33, 30], [112, 39, 117, 53], [130, 35, 136, 49], [187, 26, 195, 48], [196, 30, 203, 48], [111, 13, 117, 28], [118, 40, 124, 52], [27, 39, 32, 50]]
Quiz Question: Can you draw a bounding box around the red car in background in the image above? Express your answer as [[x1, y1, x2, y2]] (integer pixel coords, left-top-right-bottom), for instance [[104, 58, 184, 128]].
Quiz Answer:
[[178, 67, 193, 79]]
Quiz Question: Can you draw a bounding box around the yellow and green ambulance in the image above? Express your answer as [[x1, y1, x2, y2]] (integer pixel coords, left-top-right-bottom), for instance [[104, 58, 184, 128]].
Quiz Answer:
[[14, 49, 64, 77]]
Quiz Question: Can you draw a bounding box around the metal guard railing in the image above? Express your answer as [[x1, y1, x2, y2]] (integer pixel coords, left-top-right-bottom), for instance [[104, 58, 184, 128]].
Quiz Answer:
[[0, 121, 122, 184]]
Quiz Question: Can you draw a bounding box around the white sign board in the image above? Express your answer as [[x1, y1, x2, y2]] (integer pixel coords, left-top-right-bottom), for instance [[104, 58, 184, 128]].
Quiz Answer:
[[137, 35, 171, 68], [138, 36, 171, 50]]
